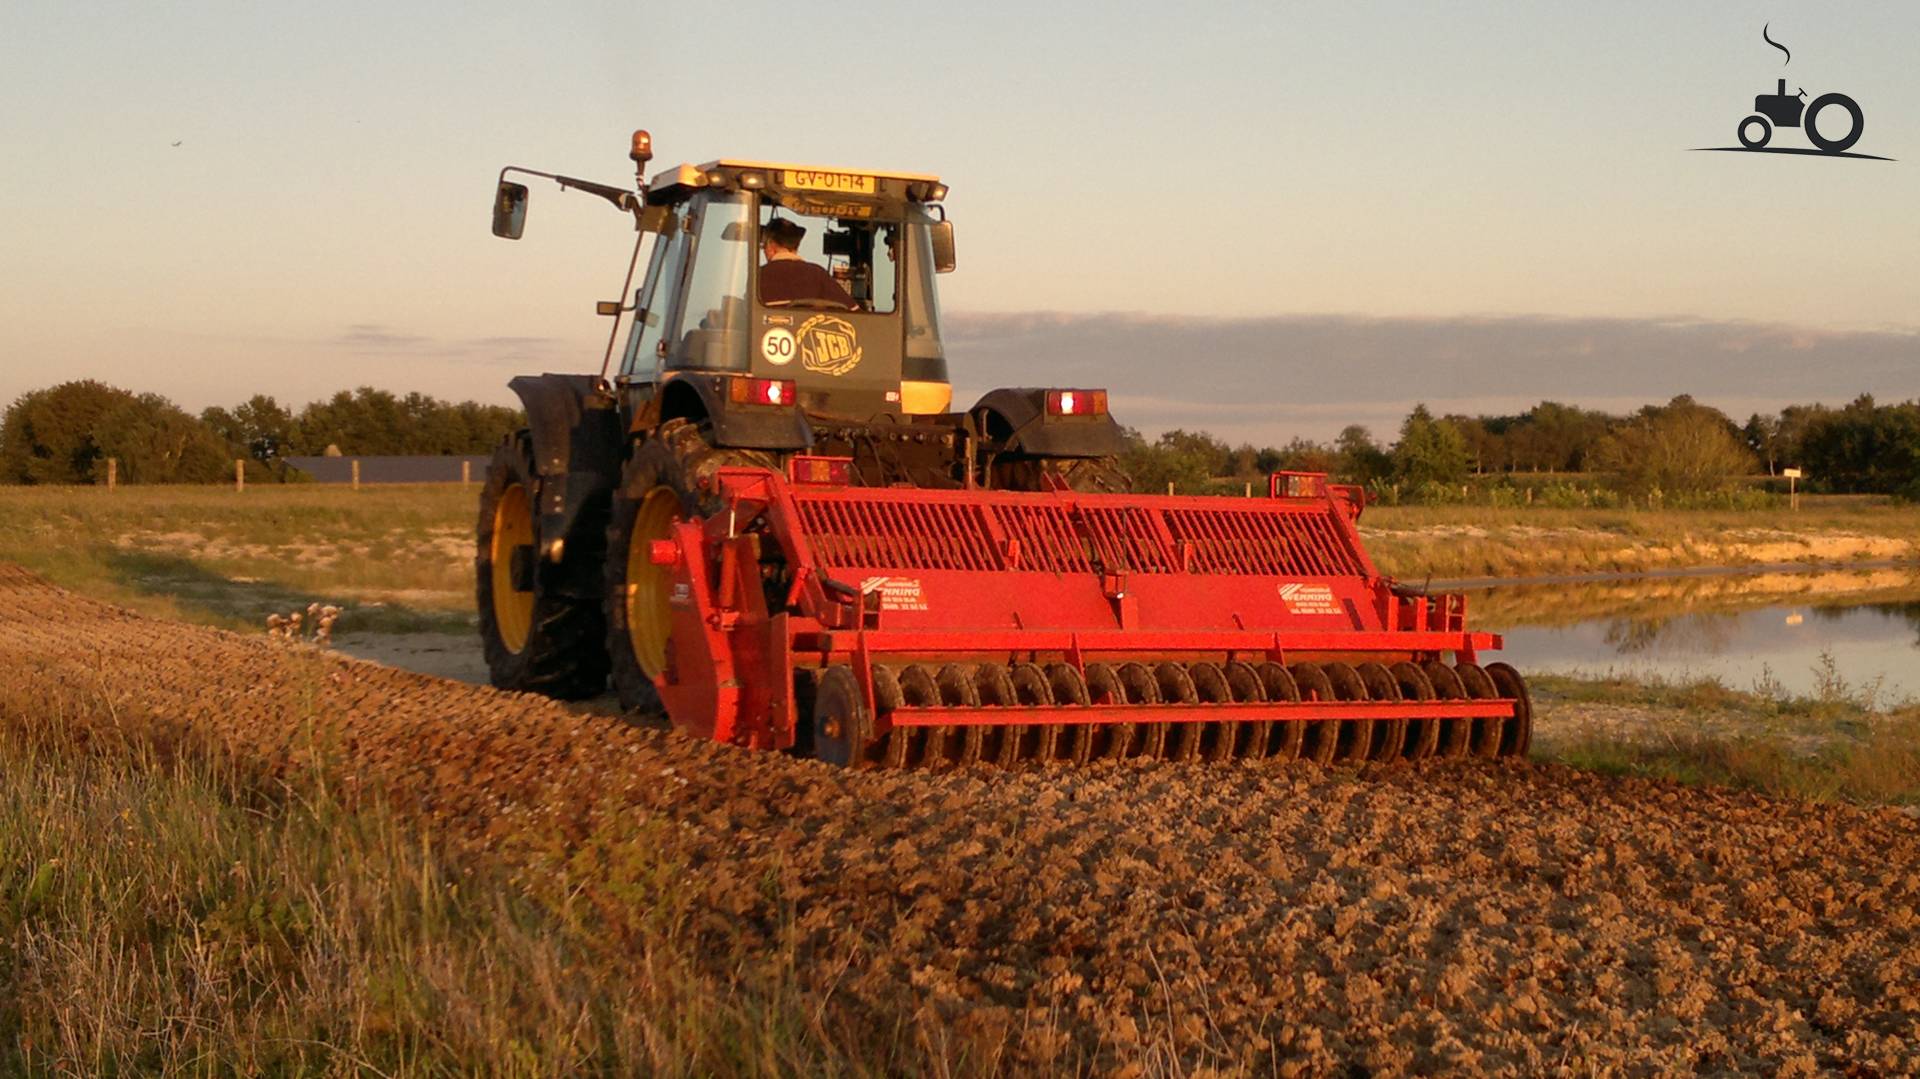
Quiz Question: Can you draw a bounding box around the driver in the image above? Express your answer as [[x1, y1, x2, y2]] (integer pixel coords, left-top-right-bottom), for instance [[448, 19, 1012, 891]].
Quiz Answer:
[[758, 217, 855, 309]]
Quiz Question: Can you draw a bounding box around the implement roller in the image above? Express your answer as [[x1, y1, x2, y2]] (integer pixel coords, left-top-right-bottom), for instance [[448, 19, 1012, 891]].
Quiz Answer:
[[637, 466, 1531, 768]]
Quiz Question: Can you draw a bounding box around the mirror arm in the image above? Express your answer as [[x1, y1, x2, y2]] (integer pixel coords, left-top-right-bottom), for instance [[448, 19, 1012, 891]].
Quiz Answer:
[[500, 165, 646, 220]]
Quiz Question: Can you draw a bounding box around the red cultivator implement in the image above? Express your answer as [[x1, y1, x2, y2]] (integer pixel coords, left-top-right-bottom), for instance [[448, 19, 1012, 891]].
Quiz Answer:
[[639, 466, 1531, 768]]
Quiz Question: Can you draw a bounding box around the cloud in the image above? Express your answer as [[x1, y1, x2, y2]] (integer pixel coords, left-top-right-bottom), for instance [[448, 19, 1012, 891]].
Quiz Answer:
[[330, 324, 571, 367], [944, 311, 1920, 443]]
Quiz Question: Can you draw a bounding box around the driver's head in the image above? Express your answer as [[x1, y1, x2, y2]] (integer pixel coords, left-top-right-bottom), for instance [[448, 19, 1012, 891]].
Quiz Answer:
[[761, 217, 805, 258]]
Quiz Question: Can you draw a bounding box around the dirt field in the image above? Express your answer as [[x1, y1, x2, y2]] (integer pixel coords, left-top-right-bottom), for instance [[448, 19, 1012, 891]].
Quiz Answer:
[[3, 564, 1917, 1075]]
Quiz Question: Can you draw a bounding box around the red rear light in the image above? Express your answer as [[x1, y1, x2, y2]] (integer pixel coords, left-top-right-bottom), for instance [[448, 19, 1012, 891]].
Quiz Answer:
[[1045, 388, 1108, 416], [1269, 472, 1328, 499], [787, 455, 853, 486], [729, 376, 796, 407]]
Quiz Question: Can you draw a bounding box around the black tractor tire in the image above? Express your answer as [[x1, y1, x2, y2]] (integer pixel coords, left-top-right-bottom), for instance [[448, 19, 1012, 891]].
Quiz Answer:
[[475, 432, 609, 699], [992, 454, 1133, 494], [604, 419, 779, 715], [1805, 93, 1863, 153], [1738, 113, 1771, 149]]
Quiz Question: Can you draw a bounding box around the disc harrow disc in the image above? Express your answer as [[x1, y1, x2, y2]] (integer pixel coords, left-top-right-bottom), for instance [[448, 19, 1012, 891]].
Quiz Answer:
[[1288, 663, 1340, 766], [1421, 661, 1472, 758], [1456, 662, 1504, 758], [896, 664, 942, 768], [1321, 662, 1374, 763], [1189, 662, 1237, 761], [1084, 663, 1134, 760], [1485, 662, 1534, 759], [1009, 662, 1057, 763], [1047, 663, 1096, 764], [1224, 661, 1271, 760], [1153, 662, 1201, 762], [1389, 661, 1441, 761], [1117, 662, 1164, 759], [934, 663, 983, 767], [1354, 661, 1405, 764], [970, 663, 1022, 767], [871, 664, 912, 769], [1257, 662, 1303, 761]]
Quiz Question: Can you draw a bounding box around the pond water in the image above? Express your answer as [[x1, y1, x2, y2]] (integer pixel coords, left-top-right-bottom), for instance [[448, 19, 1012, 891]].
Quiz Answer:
[[1475, 570, 1920, 702]]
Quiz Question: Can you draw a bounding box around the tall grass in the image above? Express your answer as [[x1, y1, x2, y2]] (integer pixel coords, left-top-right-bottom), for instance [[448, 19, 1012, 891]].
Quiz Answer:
[[0, 703, 921, 1077]]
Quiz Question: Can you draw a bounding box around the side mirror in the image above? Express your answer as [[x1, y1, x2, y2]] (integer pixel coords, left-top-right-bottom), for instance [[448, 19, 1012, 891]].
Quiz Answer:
[[930, 220, 956, 273], [492, 180, 529, 239]]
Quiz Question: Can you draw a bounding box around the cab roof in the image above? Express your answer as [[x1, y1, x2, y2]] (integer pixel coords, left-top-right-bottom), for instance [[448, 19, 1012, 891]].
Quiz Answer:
[[647, 159, 947, 215], [653, 159, 941, 187]]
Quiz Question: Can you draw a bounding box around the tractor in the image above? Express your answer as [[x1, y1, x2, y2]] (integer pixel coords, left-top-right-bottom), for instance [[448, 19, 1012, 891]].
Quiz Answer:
[[476, 130, 1531, 768]]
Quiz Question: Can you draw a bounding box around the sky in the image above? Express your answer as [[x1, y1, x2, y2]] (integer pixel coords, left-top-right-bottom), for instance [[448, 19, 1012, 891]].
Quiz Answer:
[[1, 1, 1914, 443]]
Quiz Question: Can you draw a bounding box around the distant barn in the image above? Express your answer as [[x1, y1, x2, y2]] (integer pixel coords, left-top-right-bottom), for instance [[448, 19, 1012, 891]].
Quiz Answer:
[[283, 455, 490, 484]]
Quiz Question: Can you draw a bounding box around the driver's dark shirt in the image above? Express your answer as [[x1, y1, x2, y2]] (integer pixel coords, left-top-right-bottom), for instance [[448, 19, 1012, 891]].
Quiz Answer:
[[760, 258, 855, 307]]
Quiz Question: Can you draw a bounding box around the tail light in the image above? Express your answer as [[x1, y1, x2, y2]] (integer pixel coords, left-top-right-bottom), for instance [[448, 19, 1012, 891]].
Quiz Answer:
[[729, 376, 796, 407], [787, 455, 853, 486], [1045, 388, 1108, 416], [1269, 472, 1328, 499]]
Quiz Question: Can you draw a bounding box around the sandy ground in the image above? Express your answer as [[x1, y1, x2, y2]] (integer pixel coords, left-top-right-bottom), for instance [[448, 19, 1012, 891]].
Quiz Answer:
[[6, 565, 1919, 1074]]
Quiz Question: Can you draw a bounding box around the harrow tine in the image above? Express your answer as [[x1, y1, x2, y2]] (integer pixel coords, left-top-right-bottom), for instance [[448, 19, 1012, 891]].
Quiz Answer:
[[1154, 662, 1202, 762], [1389, 661, 1441, 761], [1223, 661, 1271, 760], [1422, 661, 1472, 758], [1354, 661, 1406, 763], [1485, 662, 1533, 759], [1288, 663, 1339, 766], [1455, 663, 1504, 758], [1321, 662, 1374, 763]]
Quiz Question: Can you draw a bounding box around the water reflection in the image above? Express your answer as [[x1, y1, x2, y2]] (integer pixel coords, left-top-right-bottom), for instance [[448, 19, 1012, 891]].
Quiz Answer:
[[1469, 569, 1920, 700]]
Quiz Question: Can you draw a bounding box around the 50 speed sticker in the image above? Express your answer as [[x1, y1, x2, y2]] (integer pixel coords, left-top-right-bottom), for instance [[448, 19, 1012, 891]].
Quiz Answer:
[[761, 327, 796, 366]]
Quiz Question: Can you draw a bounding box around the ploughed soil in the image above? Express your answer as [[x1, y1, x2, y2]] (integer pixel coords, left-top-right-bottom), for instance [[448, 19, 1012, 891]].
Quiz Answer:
[[3, 564, 1917, 1076]]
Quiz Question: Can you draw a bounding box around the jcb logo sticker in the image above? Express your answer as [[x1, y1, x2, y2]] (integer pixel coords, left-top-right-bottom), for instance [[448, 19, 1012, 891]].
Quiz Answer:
[[798, 315, 863, 377], [1278, 582, 1340, 615]]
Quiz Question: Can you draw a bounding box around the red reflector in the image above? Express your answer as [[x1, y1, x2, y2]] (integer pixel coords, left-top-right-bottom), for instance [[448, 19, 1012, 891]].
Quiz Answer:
[[1045, 388, 1108, 416], [1269, 471, 1328, 499], [728, 376, 796, 407], [786, 455, 853, 486], [647, 539, 679, 566]]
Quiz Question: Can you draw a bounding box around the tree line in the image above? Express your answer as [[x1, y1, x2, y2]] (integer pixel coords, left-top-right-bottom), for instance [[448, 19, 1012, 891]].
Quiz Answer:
[[0, 381, 523, 484], [1121, 394, 1920, 501]]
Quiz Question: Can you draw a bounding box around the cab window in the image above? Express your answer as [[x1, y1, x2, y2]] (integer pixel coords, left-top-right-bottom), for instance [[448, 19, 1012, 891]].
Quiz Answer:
[[757, 205, 899, 314], [676, 193, 753, 369]]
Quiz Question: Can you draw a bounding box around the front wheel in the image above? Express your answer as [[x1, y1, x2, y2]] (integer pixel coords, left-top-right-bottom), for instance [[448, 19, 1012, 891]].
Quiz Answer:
[[1737, 114, 1772, 149], [1805, 93, 1863, 153]]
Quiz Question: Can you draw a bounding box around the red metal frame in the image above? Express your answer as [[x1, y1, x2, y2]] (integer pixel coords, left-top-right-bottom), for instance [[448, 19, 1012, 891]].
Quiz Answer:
[[651, 468, 1513, 751]]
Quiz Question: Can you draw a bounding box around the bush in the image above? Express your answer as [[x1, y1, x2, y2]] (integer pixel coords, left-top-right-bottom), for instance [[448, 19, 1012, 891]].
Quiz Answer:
[[1, 381, 234, 485]]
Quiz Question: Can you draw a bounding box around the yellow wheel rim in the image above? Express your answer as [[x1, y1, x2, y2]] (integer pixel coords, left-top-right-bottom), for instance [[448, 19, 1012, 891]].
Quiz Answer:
[[625, 487, 680, 677], [489, 482, 535, 653]]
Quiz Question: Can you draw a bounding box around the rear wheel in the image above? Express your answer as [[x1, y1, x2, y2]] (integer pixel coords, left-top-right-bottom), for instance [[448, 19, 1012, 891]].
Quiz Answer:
[[604, 419, 777, 715], [476, 432, 608, 699]]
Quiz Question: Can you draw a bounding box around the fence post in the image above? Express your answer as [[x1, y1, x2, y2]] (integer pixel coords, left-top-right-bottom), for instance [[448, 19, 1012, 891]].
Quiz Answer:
[[462, 459, 472, 485], [235, 459, 245, 493], [1167, 481, 1175, 495], [107, 458, 117, 491], [351, 459, 361, 491]]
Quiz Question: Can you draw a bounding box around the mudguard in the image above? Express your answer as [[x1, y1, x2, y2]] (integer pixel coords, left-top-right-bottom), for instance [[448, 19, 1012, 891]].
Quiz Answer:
[[659, 373, 813, 451], [970, 387, 1126, 458], [507, 373, 624, 595]]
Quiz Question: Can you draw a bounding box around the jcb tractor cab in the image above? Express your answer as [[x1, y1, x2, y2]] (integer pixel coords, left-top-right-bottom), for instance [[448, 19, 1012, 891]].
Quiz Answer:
[[480, 131, 1128, 706]]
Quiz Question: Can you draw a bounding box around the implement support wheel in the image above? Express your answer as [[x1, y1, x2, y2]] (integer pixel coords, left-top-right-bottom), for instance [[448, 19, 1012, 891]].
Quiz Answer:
[[813, 665, 879, 768]]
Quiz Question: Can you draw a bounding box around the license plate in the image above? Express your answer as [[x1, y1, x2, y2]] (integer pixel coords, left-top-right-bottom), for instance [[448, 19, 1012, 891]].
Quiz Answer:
[[781, 170, 876, 195]]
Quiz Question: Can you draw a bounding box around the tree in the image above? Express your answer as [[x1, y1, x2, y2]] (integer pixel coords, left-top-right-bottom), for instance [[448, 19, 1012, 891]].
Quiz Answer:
[[1593, 398, 1755, 494], [1800, 396, 1920, 495], [1118, 428, 1230, 494], [1392, 405, 1469, 486], [1333, 424, 1392, 484], [1, 381, 231, 484], [203, 394, 294, 463]]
